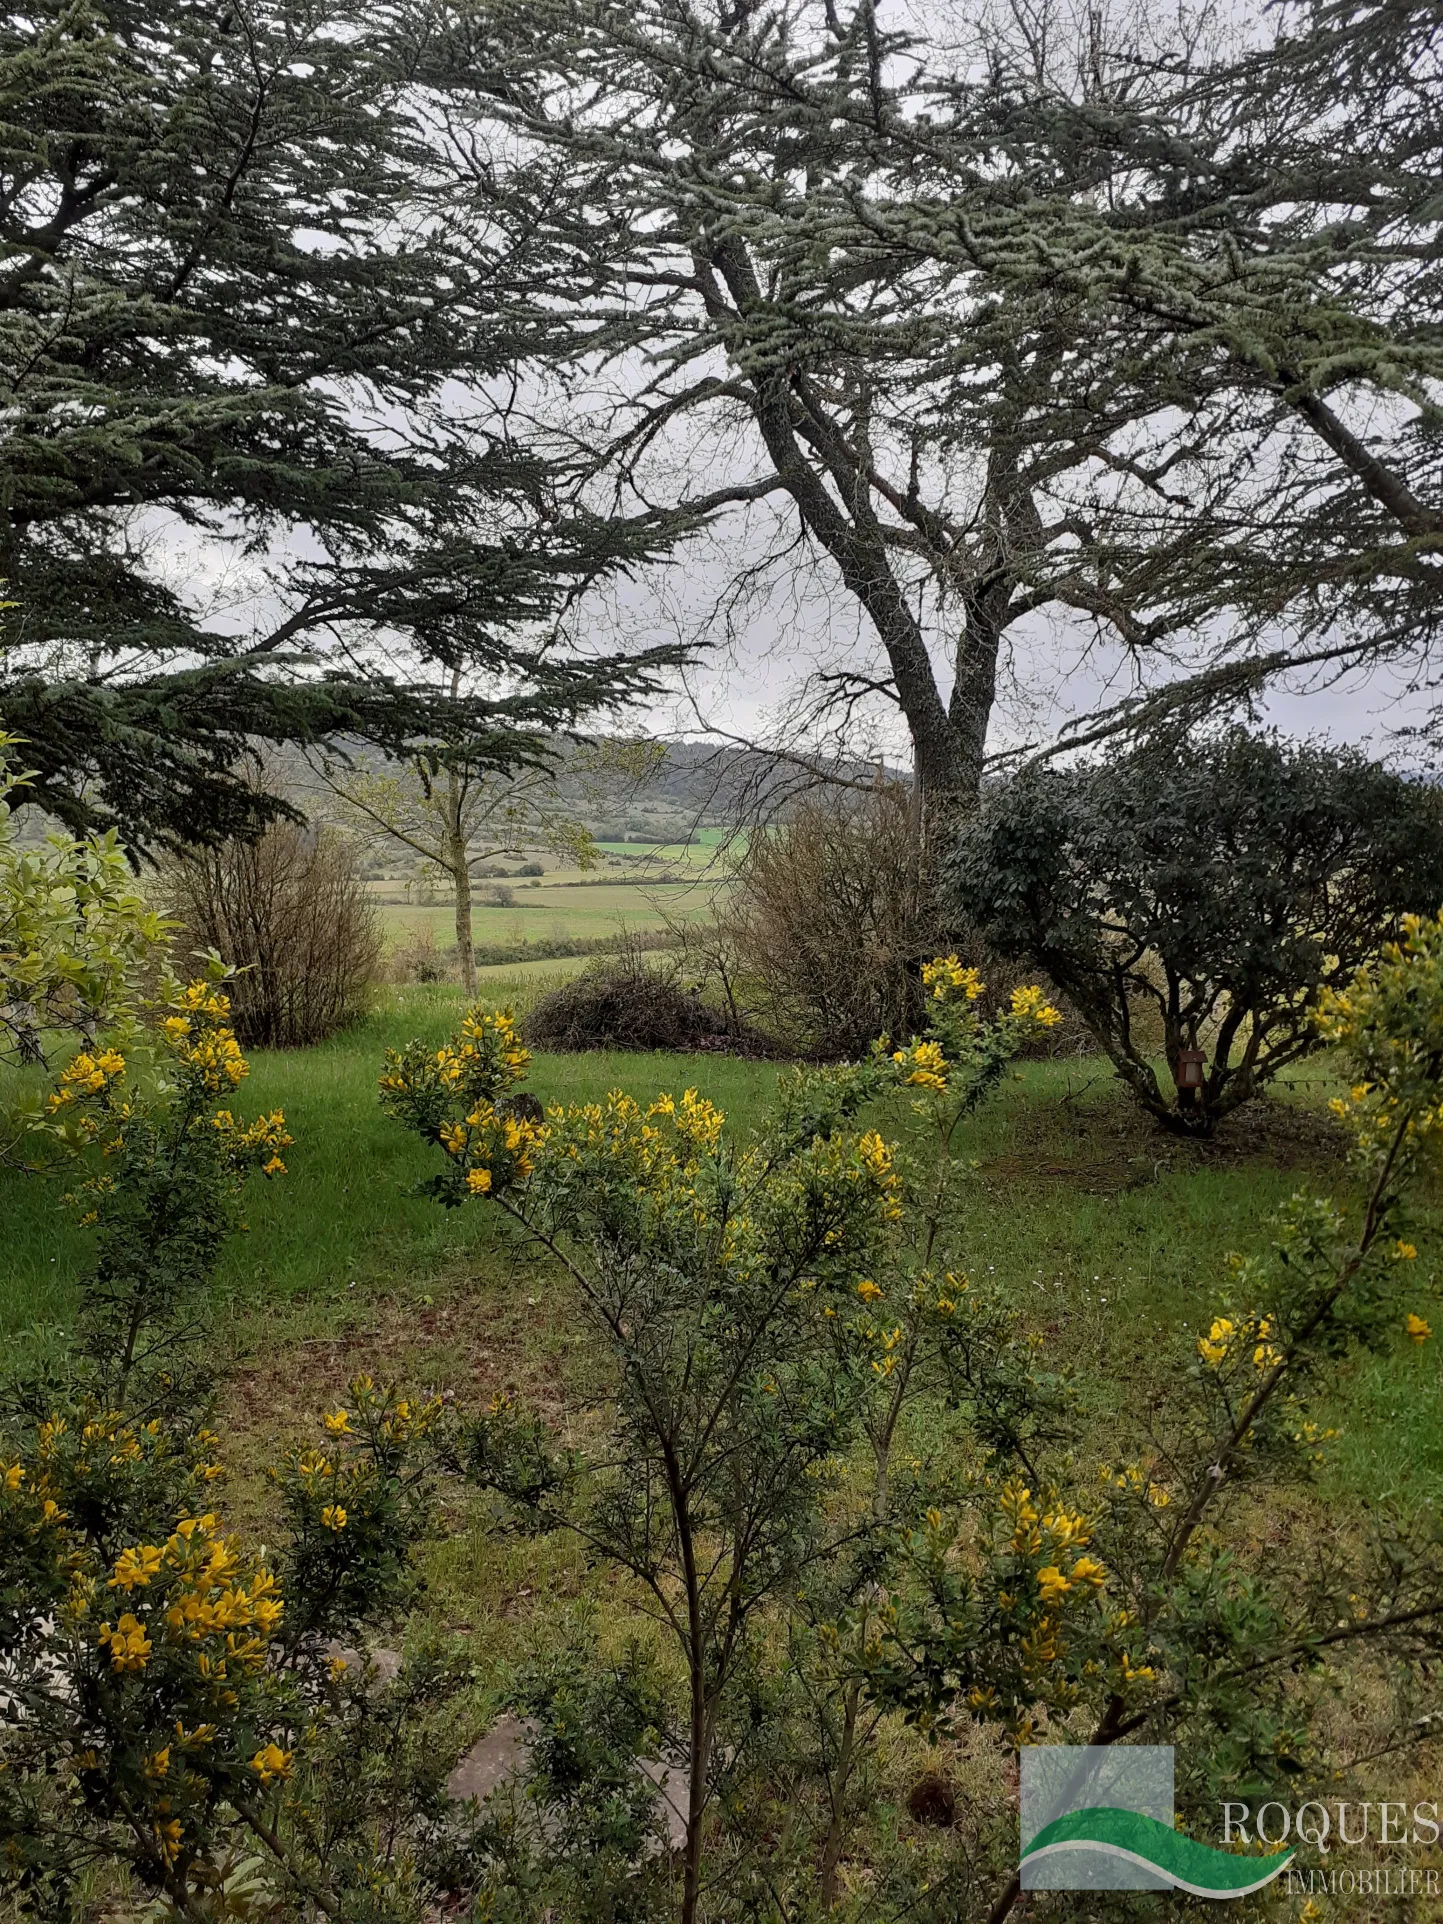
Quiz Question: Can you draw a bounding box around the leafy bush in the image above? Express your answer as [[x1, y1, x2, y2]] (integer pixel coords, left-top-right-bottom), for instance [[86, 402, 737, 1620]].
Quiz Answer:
[[951, 729, 1443, 1134], [2, 986, 448, 1923], [166, 822, 380, 1048], [0, 1376, 446, 1921], [379, 965, 1069, 1919], [21, 964, 290, 1410], [0, 734, 169, 1089]]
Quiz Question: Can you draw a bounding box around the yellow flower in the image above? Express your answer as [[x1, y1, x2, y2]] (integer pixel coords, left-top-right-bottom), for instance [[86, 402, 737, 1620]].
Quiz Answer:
[[1070, 1556, 1107, 1588], [922, 955, 985, 1001], [3, 1463, 23, 1492], [466, 1167, 493, 1194], [1196, 1316, 1235, 1368], [1010, 984, 1063, 1028], [250, 1743, 292, 1783], [857, 1131, 893, 1175], [263, 1155, 286, 1176], [1036, 1565, 1070, 1603], [856, 1279, 883, 1303], [322, 1410, 351, 1436], [100, 1613, 152, 1670], [1407, 1313, 1432, 1345], [1395, 1241, 1418, 1261], [156, 1818, 183, 1861], [110, 1544, 164, 1590], [320, 1504, 347, 1531], [893, 1040, 948, 1090], [144, 1746, 170, 1780]]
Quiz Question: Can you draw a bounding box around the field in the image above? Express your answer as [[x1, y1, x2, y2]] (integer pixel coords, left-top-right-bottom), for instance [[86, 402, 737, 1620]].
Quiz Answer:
[[370, 841, 731, 955]]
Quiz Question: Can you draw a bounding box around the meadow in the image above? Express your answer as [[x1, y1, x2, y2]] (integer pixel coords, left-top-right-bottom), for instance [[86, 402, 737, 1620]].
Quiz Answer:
[[370, 840, 731, 955], [5, 979, 1436, 1519]]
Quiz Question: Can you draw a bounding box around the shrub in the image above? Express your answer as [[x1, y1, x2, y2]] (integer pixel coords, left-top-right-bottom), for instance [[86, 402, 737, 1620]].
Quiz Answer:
[[166, 821, 380, 1048], [951, 728, 1443, 1134], [33, 966, 291, 1408], [721, 782, 949, 1058], [523, 948, 771, 1055], [518, 861, 545, 877], [0, 734, 169, 1086], [389, 920, 452, 984], [382, 942, 1443, 1923], [1, 983, 455, 1922], [0, 1376, 446, 1921]]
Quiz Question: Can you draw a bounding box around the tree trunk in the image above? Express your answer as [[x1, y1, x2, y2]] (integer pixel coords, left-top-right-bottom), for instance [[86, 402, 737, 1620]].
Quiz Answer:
[[446, 764, 474, 995], [951, 580, 1008, 807], [453, 851, 474, 996], [818, 1681, 861, 1909], [705, 236, 974, 811]]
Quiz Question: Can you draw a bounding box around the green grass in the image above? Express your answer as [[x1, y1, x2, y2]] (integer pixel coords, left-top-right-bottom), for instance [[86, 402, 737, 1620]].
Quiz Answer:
[[379, 878, 720, 950], [0, 983, 784, 1335], [3, 998, 1439, 1511]]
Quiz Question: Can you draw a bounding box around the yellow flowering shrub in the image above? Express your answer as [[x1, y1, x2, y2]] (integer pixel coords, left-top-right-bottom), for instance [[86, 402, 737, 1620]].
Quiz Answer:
[[0, 1376, 444, 1917], [884, 957, 1061, 1131], [856, 911, 1443, 1831], [271, 1375, 443, 1646], [34, 965, 291, 1406]]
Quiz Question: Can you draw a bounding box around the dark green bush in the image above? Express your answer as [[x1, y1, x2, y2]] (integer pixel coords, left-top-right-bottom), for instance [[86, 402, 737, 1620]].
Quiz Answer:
[[951, 728, 1443, 1134]]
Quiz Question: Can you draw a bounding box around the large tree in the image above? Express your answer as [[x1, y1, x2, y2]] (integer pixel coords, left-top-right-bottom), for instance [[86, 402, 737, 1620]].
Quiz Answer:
[[415, 0, 1442, 816], [845, 0, 1443, 743], [0, 0, 682, 850], [414, 0, 1240, 824]]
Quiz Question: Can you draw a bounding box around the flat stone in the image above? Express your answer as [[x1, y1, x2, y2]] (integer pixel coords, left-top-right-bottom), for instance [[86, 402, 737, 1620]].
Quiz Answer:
[[445, 1718, 689, 1854], [324, 1641, 402, 1683], [446, 1714, 533, 1804], [638, 1756, 690, 1853]]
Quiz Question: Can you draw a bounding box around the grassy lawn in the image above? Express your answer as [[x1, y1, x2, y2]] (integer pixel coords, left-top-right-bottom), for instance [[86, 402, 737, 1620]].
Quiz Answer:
[[0, 983, 784, 1335], [5, 987, 1437, 1515], [5, 983, 1442, 1911]]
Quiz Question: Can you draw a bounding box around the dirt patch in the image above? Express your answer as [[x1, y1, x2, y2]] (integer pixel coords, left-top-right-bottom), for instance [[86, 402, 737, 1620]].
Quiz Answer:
[[984, 1084, 1347, 1196], [220, 1280, 583, 1464]]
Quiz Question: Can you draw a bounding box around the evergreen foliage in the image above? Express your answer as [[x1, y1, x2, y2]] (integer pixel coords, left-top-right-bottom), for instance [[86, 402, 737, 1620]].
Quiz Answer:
[[0, 1, 683, 849]]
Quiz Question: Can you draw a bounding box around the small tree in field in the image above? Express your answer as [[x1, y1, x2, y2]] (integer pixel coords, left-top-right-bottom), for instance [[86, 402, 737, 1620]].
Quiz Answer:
[[313, 710, 597, 994], [951, 730, 1443, 1135]]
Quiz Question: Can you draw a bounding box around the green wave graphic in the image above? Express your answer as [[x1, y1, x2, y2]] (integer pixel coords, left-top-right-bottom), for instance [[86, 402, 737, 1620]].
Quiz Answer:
[[1021, 1806, 1294, 1899]]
